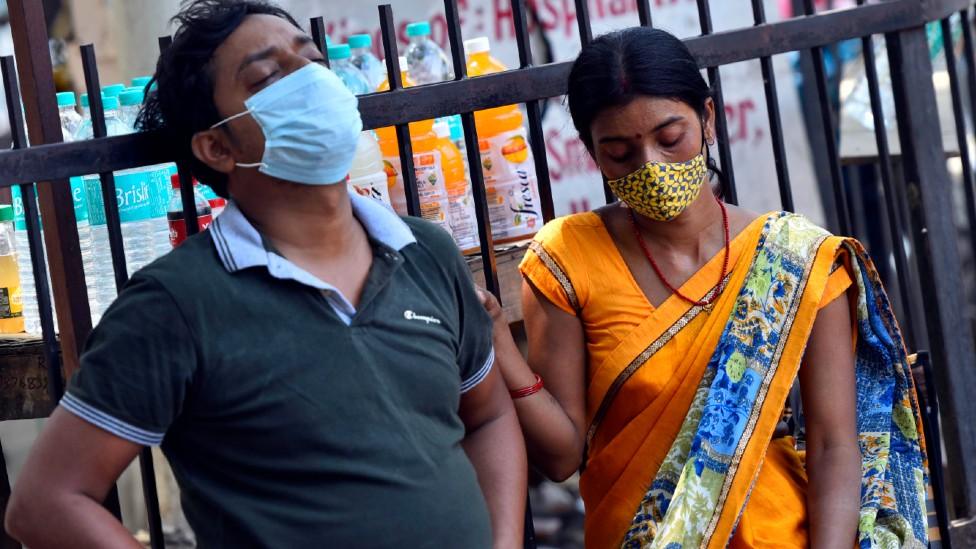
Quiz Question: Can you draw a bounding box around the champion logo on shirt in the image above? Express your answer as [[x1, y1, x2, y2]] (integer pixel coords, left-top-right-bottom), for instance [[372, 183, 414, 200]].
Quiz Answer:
[[404, 310, 442, 325]]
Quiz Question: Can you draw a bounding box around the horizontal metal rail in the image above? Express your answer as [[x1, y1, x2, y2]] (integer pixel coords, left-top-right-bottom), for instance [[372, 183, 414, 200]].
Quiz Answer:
[[0, 0, 965, 186]]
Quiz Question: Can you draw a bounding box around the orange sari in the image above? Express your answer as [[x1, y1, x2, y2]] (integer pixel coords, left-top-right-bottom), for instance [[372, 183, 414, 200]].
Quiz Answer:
[[520, 211, 928, 548]]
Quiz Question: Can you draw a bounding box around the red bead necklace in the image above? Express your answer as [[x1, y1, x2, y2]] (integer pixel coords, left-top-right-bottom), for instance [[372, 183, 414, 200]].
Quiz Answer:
[[628, 194, 730, 311]]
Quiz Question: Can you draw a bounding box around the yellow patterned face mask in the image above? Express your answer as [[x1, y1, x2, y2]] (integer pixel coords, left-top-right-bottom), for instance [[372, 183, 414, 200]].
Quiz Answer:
[[606, 152, 708, 221]]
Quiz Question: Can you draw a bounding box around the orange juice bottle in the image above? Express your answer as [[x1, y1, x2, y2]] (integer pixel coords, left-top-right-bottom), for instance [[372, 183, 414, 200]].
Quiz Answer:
[[376, 58, 452, 236], [0, 206, 24, 333], [434, 121, 478, 252], [464, 36, 542, 243]]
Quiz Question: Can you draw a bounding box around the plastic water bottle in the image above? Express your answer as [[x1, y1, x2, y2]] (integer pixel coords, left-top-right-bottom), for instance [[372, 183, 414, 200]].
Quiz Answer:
[[328, 44, 371, 96], [78, 96, 171, 318], [118, 88, 145, 128], [58, 91, 82, 138], [404, 22, 453, 85], [349, 34, 386, 91], [15, 92, 93, 332]]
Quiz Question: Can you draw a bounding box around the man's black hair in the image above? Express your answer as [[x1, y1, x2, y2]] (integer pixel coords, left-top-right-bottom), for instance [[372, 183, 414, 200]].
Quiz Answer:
[[137, 0, 302, 198]]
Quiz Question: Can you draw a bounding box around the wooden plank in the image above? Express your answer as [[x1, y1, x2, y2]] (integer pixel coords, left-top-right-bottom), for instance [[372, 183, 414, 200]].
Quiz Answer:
[[0, 335, 61, 421]]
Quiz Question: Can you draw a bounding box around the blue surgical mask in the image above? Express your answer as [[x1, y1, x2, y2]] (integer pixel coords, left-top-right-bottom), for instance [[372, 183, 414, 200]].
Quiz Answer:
[[211, 62, 363, 185]]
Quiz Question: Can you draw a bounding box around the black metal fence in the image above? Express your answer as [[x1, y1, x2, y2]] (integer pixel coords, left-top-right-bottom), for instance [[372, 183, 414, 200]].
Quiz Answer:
[[2, 0, 976, 546]]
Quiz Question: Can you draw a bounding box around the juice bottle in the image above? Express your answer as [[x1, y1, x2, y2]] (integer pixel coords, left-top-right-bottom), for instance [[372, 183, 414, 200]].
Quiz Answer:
[[464, 36, 543, 243], [0, 205, 24, 333], [435, 121, 478, 253], [376, 58, 452, 236], [349, 131, 393, 209]]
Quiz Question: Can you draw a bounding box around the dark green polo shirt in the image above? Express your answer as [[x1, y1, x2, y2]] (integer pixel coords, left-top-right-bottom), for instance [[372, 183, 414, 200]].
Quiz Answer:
[[61, 193, 495, 548]]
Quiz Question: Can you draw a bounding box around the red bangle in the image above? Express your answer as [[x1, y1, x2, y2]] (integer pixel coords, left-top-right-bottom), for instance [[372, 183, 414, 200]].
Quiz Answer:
[[510, 374, 544, 399]]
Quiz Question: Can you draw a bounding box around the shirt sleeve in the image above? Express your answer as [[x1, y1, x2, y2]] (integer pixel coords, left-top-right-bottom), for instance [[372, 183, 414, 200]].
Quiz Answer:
[[452, 251, 495, 394], [61, 274, 198, 446], [518, 219, 585, 316]]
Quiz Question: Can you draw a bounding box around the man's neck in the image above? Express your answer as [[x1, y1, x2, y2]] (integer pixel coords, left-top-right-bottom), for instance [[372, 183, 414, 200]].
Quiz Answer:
[[235, 182, 365, 259]]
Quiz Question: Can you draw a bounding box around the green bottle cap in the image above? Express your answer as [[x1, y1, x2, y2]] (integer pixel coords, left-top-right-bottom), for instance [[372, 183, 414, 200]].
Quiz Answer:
[[348, 34, 371, 49], [102, 83, 126, 97], [327, 44, 351, 60], [56, 92, 76, 108], [406, 21, 431, 37], [119, 89, 144, 107]]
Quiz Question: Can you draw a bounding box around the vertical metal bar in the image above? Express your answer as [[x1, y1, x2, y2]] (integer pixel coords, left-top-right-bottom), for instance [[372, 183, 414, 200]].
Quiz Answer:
[[636, 0, 653, 27], [3, 125, 55, 397], [378, 5, 421, 218], [961, 9, 976, 169], [856, 26, 920, 347], [157, 36, 200, 239], [696, 0, 738, 205], [801, 0, 851, 234], [574, 0, 593, 46], [80, 44, 164, 549], [942, 17, 976, 262], [310, 17, 330, 69], [915, 352, 952, 547], [1, 56, 62, 404], [887, 26, 976, 518], [443, 0, 500, 298], [573, 0, 614, 205], [511, 0, 555, 222], [80, 45, 128, 290], [443, 0, 466, 80], [7, 0, 92, 375], [750, 0, 793, 211]]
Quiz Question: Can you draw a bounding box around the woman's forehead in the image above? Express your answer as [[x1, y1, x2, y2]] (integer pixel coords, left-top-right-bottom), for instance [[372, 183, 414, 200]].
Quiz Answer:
[[593, 97, 695, 128]]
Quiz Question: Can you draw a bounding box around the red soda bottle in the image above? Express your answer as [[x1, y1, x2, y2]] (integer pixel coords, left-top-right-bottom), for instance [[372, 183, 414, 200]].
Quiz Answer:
[[168, 174, 213, 248]]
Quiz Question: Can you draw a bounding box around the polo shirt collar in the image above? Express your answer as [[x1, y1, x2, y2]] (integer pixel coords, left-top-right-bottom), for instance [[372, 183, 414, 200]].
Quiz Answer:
[[209, 189, 416, 280]]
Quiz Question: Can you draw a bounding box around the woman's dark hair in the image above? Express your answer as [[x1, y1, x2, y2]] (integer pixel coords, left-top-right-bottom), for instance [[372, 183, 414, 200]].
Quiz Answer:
[[567, 27, 727, 192], [136, 0, 301, 198]]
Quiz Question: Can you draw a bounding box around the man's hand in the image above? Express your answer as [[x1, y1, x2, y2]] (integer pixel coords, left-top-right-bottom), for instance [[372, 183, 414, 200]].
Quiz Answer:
[[6, 407, 143, 548]]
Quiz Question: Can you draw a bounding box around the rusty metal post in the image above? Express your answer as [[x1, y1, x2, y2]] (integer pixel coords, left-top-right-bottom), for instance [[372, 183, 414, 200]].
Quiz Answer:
[[6, 0, 92, 377], [887, 25, 976, 524]]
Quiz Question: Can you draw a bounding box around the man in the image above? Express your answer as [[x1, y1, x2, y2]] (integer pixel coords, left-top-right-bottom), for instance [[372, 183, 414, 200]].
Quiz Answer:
[[6, 1, 526, 547]]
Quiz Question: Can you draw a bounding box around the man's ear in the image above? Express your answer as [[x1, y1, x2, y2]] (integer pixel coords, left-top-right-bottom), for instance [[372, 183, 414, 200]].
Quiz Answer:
[[191, 128, 236, 175]]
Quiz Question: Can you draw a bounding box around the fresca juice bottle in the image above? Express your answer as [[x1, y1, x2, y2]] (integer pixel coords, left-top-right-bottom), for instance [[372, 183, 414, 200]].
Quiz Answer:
[[434, 121, 478, 253], [376, 58, 452, 237], [464, 36, 542, 243]]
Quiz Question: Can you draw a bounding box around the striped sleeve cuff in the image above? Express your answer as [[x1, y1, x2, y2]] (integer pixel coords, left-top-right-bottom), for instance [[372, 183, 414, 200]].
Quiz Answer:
[[60, 393, 165, 446], [460, 347, 495, 394]]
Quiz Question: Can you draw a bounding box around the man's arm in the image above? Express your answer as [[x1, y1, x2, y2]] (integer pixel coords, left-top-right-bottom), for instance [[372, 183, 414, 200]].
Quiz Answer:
[[6, 407, 143, 548], [459, 364, 527, 549]]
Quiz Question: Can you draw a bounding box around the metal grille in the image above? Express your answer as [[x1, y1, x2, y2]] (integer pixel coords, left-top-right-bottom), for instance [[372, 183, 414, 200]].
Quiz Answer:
[[1, 0, 976, 546]]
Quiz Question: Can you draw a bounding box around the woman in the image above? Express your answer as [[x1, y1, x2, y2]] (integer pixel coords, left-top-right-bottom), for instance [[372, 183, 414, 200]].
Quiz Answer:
[[483, 27, 929, 548]]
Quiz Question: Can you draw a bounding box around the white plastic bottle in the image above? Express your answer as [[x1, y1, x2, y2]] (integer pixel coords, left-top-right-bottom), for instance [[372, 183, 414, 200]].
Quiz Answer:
[[404, 21, 453, 85], [15, 92, 94, 332], [328, 44, 371, 96], [118, 88, 144, 128], [79, 95, 171, 318], [349, 131, 393, 209], [348, 34, 386, 91]]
